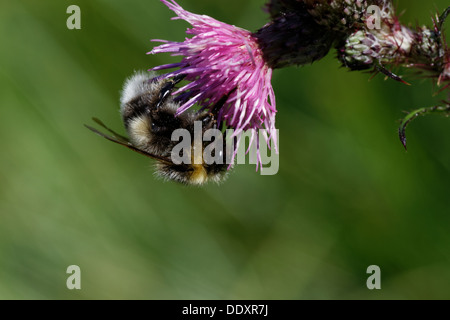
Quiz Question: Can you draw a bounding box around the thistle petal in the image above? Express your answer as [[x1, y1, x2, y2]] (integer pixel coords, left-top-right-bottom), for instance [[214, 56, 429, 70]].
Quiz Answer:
[[149, 0, 278, 169]]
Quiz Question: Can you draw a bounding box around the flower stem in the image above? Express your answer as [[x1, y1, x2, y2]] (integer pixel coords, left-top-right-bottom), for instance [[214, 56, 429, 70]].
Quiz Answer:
[[399, 104, 450, 150]]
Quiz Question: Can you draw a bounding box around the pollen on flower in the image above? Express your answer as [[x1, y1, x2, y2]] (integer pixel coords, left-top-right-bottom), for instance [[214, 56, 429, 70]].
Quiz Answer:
[[149, 0, 278, 170]]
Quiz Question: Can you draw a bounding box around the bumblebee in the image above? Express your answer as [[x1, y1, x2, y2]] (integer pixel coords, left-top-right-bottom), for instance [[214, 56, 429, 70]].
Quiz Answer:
[[86, 72, 233, 185]]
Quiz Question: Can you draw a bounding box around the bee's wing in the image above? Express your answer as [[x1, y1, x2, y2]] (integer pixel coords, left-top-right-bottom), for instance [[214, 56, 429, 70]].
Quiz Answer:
[[85, 119, 174, 165]]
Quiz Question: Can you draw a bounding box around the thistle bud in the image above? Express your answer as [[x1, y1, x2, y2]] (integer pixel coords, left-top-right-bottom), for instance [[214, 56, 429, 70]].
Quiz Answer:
[[253, 11, 335, 69]]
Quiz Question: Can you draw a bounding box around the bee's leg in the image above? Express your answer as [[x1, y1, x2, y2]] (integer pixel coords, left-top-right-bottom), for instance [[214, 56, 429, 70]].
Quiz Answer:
[[201, 89, 236, 130], [201, 97, 226, 130], [145, 75, 187, 136], [155, 74, 186, 110]]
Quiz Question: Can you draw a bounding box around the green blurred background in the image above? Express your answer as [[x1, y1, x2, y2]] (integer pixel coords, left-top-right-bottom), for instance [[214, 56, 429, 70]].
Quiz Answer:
[[1, 0, 450, 299]]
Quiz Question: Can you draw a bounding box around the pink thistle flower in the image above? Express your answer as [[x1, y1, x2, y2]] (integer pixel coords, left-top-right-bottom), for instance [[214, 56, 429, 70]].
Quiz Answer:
[[148, 0, 278, 169]]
